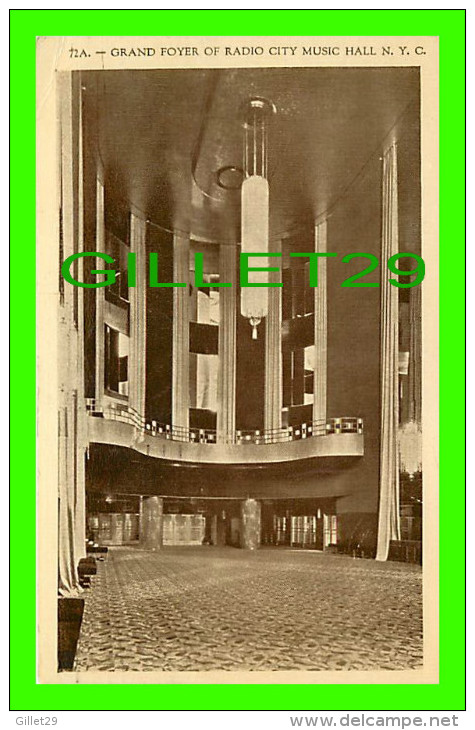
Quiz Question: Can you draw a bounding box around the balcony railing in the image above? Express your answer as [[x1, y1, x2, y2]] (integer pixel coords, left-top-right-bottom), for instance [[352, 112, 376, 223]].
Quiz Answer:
[[85, 399, 363, 446]]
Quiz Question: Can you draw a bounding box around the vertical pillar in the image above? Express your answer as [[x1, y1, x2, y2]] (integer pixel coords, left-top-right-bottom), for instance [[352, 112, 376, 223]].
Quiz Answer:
[[313, 219, 328, 425], [210, 514, 218, 546], [172, 232, 190, 430], [264, 238, 282, 434], [140, 496, 164, 551], [129, 214, 147, 419], [217, 245, 237, 443], [216, 511, 227, 547], [376, 142, 401, 561], [94, 178, 105, 408], [240, 499, 261, 550]]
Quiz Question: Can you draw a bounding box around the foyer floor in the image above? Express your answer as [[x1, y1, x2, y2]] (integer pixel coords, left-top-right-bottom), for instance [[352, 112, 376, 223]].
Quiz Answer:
[[73, 546, 423, 672]]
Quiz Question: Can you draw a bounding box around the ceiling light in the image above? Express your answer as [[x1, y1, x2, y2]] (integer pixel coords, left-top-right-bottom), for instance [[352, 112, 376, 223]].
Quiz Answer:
[[240, 98, 276, 340]]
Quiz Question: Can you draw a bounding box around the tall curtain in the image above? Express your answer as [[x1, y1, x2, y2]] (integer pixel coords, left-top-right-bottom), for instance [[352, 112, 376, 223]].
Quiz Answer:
[[408, 284, 422, 425], [73, 89, 87, 568], [57, 72, 84, 595], [58, 407, 80, 595], [399, 285, 422, 475], [376, 142, 401, 561]]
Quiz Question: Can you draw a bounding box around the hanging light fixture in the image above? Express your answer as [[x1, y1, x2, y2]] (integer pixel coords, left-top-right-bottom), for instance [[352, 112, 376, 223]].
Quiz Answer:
[[240, 98, 276, 339]]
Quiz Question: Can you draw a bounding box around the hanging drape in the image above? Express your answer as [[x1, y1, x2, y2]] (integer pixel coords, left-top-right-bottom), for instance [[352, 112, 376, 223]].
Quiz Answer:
[[399, 285, 422, 475], [73, 91, 87, 569], [408, 284, 422, 425], [58, 72, 85, 595], [376, 142, 401, 561], [196, 354, 218, 411], [172, 233, 190, 429], [58, 407, 81, 595]]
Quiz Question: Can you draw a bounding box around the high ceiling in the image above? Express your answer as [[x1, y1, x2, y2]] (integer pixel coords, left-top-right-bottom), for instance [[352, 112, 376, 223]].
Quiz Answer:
[[82, 67, 419, 243]]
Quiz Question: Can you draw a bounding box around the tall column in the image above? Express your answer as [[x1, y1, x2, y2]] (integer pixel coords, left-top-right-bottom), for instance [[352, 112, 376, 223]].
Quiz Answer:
[[217, 245, 237, 444], [94, 178, 105, 408], [313, 218, 328, 425], [129, 214, 147, 419], [172, 233, 190, 430], [240, 499, 261, 550], [264, 238, 282, 433], [140, 496, 164, 551], [376, 142, 401, 561]]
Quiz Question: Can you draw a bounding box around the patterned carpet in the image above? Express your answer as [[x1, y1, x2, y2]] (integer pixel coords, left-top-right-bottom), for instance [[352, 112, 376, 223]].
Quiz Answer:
[[74, 546, 423, 672]]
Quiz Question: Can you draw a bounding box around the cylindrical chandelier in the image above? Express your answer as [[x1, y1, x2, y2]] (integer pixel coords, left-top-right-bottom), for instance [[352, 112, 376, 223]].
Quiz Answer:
[[240, 98, 276, 339]]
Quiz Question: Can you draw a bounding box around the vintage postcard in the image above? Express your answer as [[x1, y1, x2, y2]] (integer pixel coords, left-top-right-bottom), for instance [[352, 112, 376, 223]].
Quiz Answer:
[[36, 35, 439, 684]]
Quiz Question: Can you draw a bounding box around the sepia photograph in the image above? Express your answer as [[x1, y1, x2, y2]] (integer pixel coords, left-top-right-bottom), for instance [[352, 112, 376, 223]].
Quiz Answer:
[[35, 36, 439, 683]]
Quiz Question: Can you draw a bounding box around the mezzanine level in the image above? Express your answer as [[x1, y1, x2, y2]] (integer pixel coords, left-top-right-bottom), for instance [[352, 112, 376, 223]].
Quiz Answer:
[[85, 399, 364, 466]]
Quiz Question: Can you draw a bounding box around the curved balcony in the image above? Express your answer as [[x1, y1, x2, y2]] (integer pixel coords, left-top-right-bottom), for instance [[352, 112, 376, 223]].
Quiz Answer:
[[85, 400, 364, 466]]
